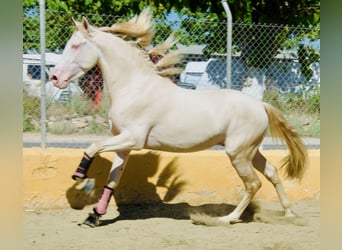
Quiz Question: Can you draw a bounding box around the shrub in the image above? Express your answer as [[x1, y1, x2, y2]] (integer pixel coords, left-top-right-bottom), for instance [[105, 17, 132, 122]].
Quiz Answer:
[[263, 85, 320, 136], [23, 92, 40, 132]]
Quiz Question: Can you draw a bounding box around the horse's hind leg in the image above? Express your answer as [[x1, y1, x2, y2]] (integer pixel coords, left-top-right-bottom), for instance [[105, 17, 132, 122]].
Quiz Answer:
[[219, 152, 262, 224], [252, 150, 295, 217]]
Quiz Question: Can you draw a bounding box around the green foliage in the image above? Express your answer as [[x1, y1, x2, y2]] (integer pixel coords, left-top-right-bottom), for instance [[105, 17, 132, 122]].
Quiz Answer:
[[47, 121, 78, 135], [23, 90, 110, 134], [298, 44, 320, 80], [287, 114, 320, 137], [65, 95, 93, 116], [263, 85, 320, 116], [263, 85, 320, 137], [84, 119, 108, 135], [279, 25, 320, 80], [23, 14, 39, 52], [23, 92, 40, 132]]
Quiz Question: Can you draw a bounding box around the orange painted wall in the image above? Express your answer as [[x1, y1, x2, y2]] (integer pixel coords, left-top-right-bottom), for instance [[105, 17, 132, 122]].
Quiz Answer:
[[23, 148, 319, 210]]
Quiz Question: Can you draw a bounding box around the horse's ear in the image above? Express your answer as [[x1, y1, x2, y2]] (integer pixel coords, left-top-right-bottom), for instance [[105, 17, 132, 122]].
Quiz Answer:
[[81, 16, 92, 33], [71, 16, 79, 29]]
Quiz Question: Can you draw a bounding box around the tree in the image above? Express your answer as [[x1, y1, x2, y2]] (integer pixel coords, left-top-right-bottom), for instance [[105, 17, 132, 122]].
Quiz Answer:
[[23, 0, 320, 26], [23, 0, 320, 46]]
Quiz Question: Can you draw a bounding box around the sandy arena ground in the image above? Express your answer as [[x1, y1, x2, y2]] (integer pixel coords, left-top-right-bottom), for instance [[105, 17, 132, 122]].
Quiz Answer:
[[23, 199, 319, 250]]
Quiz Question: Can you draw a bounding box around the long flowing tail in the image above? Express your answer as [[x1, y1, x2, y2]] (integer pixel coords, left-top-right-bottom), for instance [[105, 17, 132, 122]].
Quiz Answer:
[[263, 102, 308, 180]]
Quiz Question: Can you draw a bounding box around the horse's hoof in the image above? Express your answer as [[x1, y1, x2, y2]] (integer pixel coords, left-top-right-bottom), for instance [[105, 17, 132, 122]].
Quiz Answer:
[[75, 178, 95, 195], [81, 212, 101, 227], [217, 216, 242, 224]]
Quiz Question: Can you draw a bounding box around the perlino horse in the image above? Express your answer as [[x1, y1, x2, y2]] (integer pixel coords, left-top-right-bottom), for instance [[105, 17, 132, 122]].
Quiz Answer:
[[50, 9, 307, 227]]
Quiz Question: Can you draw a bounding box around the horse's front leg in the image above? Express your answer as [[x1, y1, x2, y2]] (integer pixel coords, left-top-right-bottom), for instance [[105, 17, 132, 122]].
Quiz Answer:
[[83, 151, 130, 227], [71, 132, 137, 193], [70, 132, 138, 227]]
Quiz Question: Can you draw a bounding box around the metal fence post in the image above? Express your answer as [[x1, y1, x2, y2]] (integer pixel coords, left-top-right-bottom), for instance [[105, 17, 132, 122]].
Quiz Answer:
[[221, 0, 232, 89], [39, 0, 47, 149]]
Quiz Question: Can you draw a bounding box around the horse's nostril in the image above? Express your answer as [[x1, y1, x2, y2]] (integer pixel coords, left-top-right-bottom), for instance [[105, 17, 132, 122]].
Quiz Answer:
[[50, 74, 58, 81]]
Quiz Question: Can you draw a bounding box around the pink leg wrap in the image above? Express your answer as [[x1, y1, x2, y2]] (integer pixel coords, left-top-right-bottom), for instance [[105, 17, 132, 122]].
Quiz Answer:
[[94, 186, 113, 215]]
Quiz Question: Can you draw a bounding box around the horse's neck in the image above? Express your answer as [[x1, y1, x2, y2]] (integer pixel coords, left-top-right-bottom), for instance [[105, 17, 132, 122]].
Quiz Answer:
[[94, 32, 156, 97]]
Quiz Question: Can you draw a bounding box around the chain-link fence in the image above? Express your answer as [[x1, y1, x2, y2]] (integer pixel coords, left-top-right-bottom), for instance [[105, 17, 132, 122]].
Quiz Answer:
[[23, 9, 320, 147]]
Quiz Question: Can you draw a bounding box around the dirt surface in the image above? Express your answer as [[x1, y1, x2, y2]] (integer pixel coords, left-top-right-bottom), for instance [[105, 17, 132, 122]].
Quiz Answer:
[[23, 200, 319, 250]]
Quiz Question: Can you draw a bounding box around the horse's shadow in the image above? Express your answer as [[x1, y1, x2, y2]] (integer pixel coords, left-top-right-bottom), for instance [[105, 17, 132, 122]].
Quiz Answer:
[[65, 152, 256, 226], [99, 202, 257, 227]]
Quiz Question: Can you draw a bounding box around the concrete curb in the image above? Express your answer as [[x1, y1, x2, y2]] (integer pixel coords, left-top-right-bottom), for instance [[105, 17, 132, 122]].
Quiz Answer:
[[23, 148, 320, 210]]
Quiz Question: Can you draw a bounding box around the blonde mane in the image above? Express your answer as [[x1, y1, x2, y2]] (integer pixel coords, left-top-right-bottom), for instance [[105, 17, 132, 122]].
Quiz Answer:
[[99, 8, 183, 78]]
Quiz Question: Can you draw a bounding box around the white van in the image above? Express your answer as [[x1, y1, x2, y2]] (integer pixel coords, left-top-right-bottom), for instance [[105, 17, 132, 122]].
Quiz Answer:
[[179, 59, 226, 90]]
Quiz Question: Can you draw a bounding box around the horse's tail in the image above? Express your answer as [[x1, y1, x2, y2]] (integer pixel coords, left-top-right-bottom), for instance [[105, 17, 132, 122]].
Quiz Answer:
[[263, 102, 308, 180]]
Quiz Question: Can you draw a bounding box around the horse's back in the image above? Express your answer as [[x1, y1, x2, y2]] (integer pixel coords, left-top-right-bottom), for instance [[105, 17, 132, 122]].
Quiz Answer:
[[167, 87, 266, 121]]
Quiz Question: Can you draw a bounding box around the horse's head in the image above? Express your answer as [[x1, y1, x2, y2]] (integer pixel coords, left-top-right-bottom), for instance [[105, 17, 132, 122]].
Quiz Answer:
[[50, 17, 99, 89]]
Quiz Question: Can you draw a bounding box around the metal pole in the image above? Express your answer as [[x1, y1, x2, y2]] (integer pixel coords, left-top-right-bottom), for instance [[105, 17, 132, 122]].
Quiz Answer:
[[39, 0, 47, 149], [221, 0, 232, 89]]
